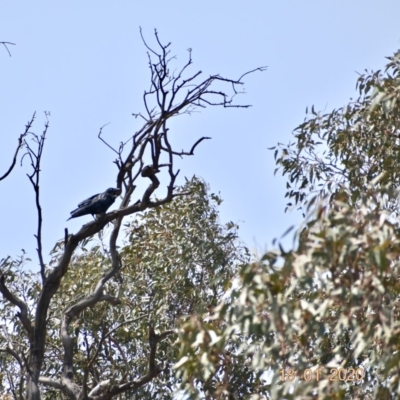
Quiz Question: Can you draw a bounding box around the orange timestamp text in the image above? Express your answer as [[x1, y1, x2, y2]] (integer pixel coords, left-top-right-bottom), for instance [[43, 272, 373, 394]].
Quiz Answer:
[[280, 367, 365, 382]]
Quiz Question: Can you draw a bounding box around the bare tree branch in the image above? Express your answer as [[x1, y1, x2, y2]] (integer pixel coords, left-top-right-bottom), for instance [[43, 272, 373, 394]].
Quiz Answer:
[[0, 346, 24, 369], [98, 123, 119, 155], [60, 284, 121, 386], [1, 41, 15, 57], [0, 345, 26, 398], [0, 273, 33, 340], [0, 113, 35, 181], [236, 66, 268, 85], [88, 380, 110, 397], [38, 376, 72, 398], [24, 113, 50, 283], [160, 135, 211, 157]]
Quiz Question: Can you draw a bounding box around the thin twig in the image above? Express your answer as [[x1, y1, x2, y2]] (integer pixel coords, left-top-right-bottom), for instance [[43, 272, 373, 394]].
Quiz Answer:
[[98, 123, 120, 155], [1, 41, 16, 57], [25, 114, 50, 283], [0, 113, 35, 181]]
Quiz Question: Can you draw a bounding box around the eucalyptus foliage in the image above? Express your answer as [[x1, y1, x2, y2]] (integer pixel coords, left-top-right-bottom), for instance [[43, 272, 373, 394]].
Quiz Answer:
[[273, 50, 400, 216], [176, 51, 400, 399], [0, 177, 249, 399]]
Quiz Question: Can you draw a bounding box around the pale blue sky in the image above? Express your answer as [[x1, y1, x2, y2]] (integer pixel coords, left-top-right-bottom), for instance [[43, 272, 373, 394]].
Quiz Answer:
[[1, 1, 400, 263]]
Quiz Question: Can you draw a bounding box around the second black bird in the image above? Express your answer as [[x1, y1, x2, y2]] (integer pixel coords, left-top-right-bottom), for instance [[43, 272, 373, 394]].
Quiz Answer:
[[67, 188, 121, 220]]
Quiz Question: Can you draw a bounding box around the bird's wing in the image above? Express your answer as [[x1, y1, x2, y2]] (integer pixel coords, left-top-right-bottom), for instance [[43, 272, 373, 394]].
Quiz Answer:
[[68, 195, 103, 219], [85, 192, 116, 214], [67, 191, 117, 220], [77, 193, 100, 208]]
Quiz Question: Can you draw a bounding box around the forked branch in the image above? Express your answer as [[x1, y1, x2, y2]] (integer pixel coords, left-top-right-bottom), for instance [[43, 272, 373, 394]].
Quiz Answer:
[[0, 113, 35, 182], [23, 113, 50, 283], [1, 41, 15, 57]]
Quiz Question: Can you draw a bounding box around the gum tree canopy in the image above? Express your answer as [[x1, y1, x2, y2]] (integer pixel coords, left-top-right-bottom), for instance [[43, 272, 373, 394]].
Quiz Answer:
[[176, 52, 400, 399], [0, 32, 264, 400]]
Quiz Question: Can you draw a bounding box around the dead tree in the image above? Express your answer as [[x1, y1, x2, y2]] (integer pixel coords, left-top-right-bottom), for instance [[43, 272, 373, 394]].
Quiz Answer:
[[0, 30, 266, 400]]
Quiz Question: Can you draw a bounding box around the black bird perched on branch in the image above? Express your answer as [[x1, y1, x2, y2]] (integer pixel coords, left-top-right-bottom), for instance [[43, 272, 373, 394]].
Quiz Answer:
[[67, 188, 121, 220]]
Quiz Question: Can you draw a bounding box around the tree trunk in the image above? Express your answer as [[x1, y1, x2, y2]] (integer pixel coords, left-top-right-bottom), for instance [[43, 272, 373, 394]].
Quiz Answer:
[[27, 371, 40, 400], [26, 330, 45, 400]]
